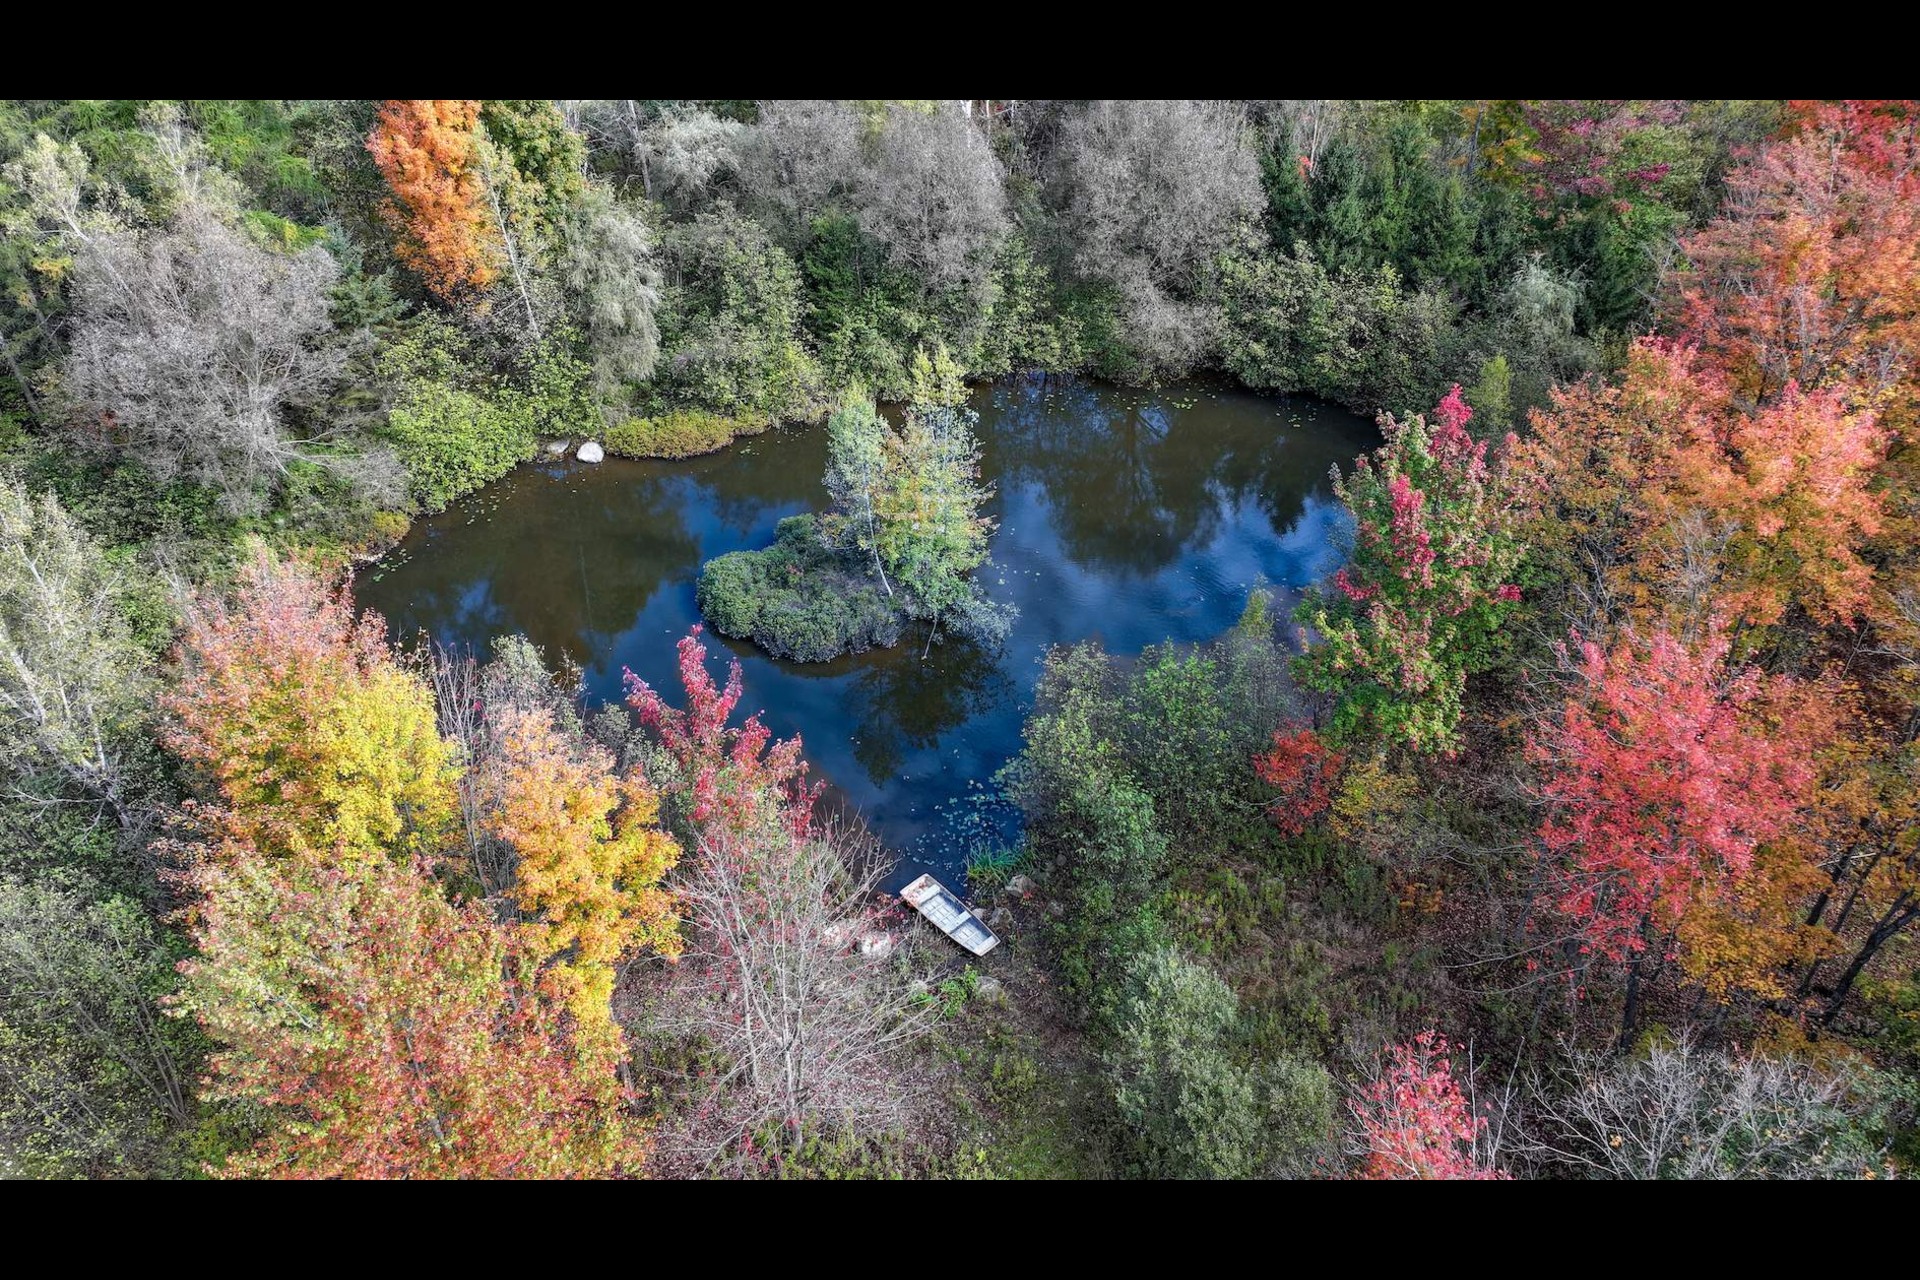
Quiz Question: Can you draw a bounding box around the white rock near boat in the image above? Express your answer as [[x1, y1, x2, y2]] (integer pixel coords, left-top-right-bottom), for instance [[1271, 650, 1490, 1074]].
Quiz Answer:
[[576, 440, 604, 463]]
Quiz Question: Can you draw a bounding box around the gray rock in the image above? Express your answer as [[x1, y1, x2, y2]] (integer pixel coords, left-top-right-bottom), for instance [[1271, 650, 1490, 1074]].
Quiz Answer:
[[1006, 874, 1038, 898], [1045, 900, 1064, 918], [858, 932, 895, 959], [974, 975, 1006, 1005], [576, 440, 605, 463], [544, 439, 571, 455], [987, 908, 1011, 928]]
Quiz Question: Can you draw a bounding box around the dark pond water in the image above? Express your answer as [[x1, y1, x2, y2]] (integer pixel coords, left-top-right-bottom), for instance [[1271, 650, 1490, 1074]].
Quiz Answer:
[[357, 376, 1376, 888]]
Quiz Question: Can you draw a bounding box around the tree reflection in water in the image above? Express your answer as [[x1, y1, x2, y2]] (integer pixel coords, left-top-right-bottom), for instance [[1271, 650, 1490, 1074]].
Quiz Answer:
[[848, 634, 1013, 785], [984, 375, 1370, 578]]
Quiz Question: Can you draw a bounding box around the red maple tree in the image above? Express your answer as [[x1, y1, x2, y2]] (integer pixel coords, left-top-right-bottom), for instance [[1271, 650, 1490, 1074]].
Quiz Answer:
[[1351, 1029, 1506, 1180], [624, 626, 821, 841], [1254, 726, 1345, 836], [1528, 627, 1825, 1011]]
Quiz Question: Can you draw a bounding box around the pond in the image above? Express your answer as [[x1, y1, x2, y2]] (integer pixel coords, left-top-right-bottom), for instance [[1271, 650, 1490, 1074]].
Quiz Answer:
[[357, 375, 1377, 889]]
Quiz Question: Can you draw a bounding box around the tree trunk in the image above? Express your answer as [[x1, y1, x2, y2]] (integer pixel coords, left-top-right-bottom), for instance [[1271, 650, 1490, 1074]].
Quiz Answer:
[[478, 148, 541, 340], [1, 333, 43, 421], [1618, 954, 1644, 1052], [626, 101, 653, 200], [1820, 894, 1919, 1027], [1617, 918, 1656, 1051]]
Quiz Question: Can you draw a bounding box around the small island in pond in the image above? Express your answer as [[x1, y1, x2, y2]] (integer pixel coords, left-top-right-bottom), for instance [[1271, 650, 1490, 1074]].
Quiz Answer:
[[697, 372, 1012, 662]]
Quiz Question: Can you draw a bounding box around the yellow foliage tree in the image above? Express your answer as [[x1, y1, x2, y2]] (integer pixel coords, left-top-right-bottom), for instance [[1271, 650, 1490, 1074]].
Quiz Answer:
[[481, 704, 681, 1037], [165, 552, 457, 862]]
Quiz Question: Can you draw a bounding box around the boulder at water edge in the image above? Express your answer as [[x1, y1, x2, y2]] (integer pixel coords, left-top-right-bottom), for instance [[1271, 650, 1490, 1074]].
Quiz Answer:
[[577, 440, 604, 463], [544, 439, 570, 455]]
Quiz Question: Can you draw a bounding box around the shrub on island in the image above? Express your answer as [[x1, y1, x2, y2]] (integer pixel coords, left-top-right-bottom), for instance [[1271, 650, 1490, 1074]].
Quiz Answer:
[[696, 515, 903, 662]]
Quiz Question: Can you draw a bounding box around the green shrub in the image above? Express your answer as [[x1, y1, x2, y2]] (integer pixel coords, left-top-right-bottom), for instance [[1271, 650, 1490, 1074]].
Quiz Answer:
[[1211, 241, 1457, 416], [762, 1121, 932, 1180], [696, 515, 903, 662], [1102, 944, 1333, 1179], [270, 455, 407, 562], [984, 1035, 1042, 1109], [965, 842, 1030, 893], [382, 379, 537, 514], [603, 409, 771, 460], [373, 322, 593, 514], [1167, 867, 1263, 957], [909, 967, 981, 1019]]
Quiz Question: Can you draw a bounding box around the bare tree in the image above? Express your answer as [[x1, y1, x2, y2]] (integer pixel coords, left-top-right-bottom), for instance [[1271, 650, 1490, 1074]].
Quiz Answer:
[[425, 641, 506, 897], [859, 105, 1008, 294], [646, 815, 936, 1173], [735, 101, 1010, 307], [1047, 100, 1263, 377], [1270, 100, 1345, 170], [62, 207, 375, 514], [1521, 1034, 1886, 1179], [570, 101, 746, 209], [735, 99, 865, 244], [642, 106, 747, 210]]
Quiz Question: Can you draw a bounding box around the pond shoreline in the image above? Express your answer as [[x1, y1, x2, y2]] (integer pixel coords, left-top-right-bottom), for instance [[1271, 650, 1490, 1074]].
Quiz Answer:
[[357, 375, 1378, 883]]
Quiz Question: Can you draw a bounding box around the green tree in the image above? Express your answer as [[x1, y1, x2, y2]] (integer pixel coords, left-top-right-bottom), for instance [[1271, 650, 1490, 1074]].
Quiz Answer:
[[0, 874, 196, 1177], [1003, 643, 1168, 992], [1104, 944, 1333, 1178], [820, 392, 1004, 646], [656, 204, 822, 422], [1296, 386, 1524, 753], [1467, 353, 1513, 434]]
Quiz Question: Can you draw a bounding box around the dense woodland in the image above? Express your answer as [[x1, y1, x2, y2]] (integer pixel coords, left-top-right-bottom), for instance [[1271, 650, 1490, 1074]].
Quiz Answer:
[[3, 98, 1918, 1179]]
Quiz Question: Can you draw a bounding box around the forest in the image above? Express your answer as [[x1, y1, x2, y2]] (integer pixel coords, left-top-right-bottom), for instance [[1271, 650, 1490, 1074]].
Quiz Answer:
[[2, 98, 1917, 1180]]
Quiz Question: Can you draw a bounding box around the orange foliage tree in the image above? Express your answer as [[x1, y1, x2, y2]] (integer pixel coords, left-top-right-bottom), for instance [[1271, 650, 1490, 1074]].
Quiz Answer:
[[1669, 100, 1920, 649], [1517, 340, 1884, 634], [1793, 707, 1920, 1027], [177, 847, 643, 1179], [1672, 101, 1920, 420], [366, 100, 502, 301]]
